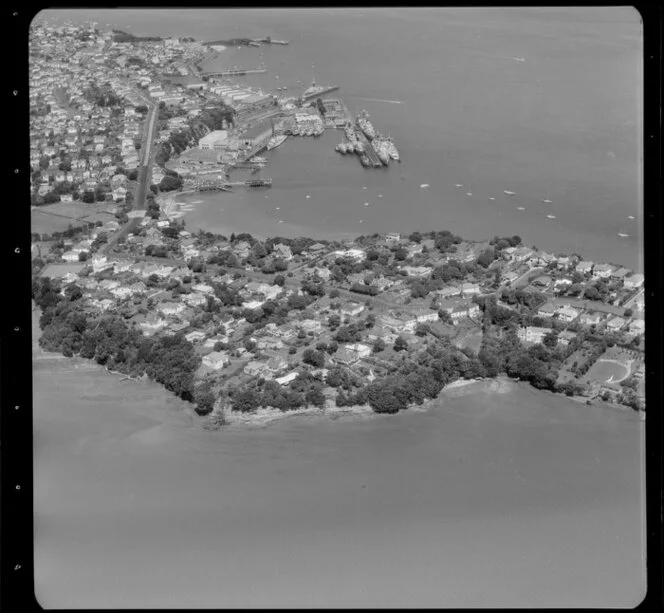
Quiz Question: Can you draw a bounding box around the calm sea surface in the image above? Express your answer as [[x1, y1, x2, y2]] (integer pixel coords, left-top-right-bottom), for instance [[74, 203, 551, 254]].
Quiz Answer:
[[36, 8, 643, 270], [32, 312, 645, 608], [33, 9, 645, 608]]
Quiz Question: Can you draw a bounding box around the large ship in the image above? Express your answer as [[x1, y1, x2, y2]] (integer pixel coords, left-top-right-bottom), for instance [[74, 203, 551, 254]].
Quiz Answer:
[[373, 139, 391, 166], [385, 137, 400, 162], [266, 134, 288, 151], [356, 110, 376, 140], [300, 78, 340, 102]]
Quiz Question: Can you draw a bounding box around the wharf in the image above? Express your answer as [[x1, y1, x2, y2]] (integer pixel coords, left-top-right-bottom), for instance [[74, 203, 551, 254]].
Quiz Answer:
[[202, 67, 267, 77]]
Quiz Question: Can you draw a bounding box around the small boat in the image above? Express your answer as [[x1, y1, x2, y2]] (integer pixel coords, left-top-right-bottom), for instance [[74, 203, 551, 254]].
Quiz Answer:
[[546, 215, 556, 219], [338, 142, 348, 154], [517, 206, 525, 210], [542, 199, 552, 203], [466, 192, 472, 196], [278, 220, 283, 223], [276, 207, 280, 210], [306, 194, 311, 199], [346, 142, 355, 154], [358, 219, 363, 223], [455, 184, 463, 187], [363, 202, 370, 206], [618, 233, 629, 237], [488, 197, 495, 201], [628, 215, 635, 220], [504, 190, 515, 195], [362, 186, 367, 190], [420, 183, 430, 188], [378, 194, 383, 198]]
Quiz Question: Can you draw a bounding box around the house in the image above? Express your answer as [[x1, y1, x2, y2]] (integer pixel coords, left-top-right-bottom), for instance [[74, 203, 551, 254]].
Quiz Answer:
[[592, 263, 615, 279], [344, 343, 372, 359], [467, 303, 480, 318], [557, 305, 580, 323], [202, 351, 230, 370], [502, 271, 519, 284], [450, 305, 470, 323], [184, 330, 207, 343], [557, 330, 577, 347], [310, 267, 331, 281], [139, 315, 167, 335], [623, 273, 644, 289], [628, 319, 645, 336], [537, 303, 557, 318], [275, 372, 299, 386], [369, 276, 393, 291], [341, 302, 364, 317], [579, 312, 602, 326], [610, 267, 631, 280], [556, 256, 571, 270], [436, 286, 462, 298], [401, 265, 432, 277], [61, 250, 81, 262], [299, 319, 322, 333], [334, 348, 360, 365], [605, 317, 626, 332], [461, 282, 481, 296], [191, 283, 214, 295], [575, 261, 594, 275], [386, 232, 401, 242], [256, 337, 284, 350], [517, 326, 550, 344], [266, 355, 288, 373], [157, 301, 186, 316], [414, 308, 439, 323], [244, 361, 268, 377], [273, 243, 293, 260]]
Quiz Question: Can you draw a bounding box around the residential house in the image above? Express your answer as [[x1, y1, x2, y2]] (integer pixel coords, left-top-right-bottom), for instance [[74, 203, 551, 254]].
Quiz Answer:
[[344, 343, 372, 360], [502, 271, 519, 284], [623, 273, 644, 289], [436, 286, 462, 299], [266, 355, 288, 373], [273, 243, 293, 261], [256, 337, 284, 350], [275, 372, 299, 386], [579, 312, 602, 326], [557, 305, 580, 323], [575, 261, 594, 275], [341, 302, 365, 317], [556, 256, 571, 270], [610, 267, 631, 281], [592, 263, 615, 279], [334, 348, 360, 365], [557, 330, 577, 347], [537, 303, 557, 318], [185, 330, 207, 344], [299, 319, 323, 333], [385, 232, 401, 242], [401, 265, 432, 277], [605, 317, 626, 332], [413, 308, 439, 324], [628, 319, 645, 336], [450, 305, 470, 323], [461, 282, 481, 296], [202, 351, 230, 370], [157, 301, 186, 316], [244, 361, 268, 377], [517, 326, 550, 344], [369, 276, 394, 292]]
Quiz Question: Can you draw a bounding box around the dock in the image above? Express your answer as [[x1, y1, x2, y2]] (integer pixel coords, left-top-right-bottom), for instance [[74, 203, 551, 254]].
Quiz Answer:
[[202, 67, 267, 77]]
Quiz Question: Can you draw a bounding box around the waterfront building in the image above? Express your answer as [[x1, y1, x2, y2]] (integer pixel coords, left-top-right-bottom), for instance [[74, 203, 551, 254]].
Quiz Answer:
[[623, 273, 644, 289], [198, 130, 229, 151]]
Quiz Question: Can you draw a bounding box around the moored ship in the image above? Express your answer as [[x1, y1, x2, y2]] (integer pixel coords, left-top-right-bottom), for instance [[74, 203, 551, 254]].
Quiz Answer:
[[356, 110, 376, 140], [266, 134, 288, 151]]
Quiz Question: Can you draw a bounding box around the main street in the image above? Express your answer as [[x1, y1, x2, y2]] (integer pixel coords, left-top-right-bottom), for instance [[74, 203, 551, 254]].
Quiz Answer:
[[102, 96, 158, 254]]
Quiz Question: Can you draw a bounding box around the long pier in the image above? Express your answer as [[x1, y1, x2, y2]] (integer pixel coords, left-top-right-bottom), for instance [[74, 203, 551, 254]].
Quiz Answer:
[[202, 68, 267, 77]]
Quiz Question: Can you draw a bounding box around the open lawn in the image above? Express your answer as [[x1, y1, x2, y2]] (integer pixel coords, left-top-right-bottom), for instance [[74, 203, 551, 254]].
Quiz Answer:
[[40, 262, 86, 278], [31, 201, 116, 235], [584, 359, 630, 385]]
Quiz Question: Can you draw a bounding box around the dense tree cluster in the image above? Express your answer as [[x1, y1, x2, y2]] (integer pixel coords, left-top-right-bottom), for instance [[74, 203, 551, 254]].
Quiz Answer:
[[33, 277, 202, 406]]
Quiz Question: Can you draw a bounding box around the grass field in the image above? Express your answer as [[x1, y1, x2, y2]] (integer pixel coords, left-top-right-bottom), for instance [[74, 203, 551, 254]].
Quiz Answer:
[[585, 359, 630, 384], [31, 201, 116, 235]]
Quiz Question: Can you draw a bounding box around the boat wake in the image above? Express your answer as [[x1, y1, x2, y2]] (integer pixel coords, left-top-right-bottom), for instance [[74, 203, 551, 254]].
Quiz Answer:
[[359, 97, 403, 104]]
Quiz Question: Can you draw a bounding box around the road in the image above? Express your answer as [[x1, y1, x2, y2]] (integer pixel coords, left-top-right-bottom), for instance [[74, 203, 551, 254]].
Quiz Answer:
[[102, 98, 158, 254]]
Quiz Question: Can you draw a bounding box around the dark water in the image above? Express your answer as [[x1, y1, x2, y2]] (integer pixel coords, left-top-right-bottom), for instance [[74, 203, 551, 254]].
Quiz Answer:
[[36, 8, 642, 269], [33, 307, 645, 608]]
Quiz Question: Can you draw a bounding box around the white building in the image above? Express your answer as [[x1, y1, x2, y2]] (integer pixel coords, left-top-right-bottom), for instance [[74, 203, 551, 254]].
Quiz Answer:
[[202, 351, 230, 370], [198, 130, 229, 151]]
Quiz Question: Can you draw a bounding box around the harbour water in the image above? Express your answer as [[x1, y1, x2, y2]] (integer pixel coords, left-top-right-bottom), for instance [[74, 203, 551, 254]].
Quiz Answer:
[[37, 7, 643, 269], [33, 312, 646, 608]]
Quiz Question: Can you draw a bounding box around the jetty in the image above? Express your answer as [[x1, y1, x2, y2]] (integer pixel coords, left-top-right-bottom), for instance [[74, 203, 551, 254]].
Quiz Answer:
[[201, 67, 267, 77]]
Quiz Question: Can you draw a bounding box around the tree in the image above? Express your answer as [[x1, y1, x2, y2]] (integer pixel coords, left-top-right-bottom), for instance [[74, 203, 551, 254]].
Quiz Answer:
[[78, 251, 89, 262], [193, 381, 216, 415], [329, 288, 340, 299], [273, 274, 286, 286], [583, 286, 601, 301], [623, 308, 633, 318], [231, 389, 260, 413], [303, 348, 325, 368], [393, 336, 408, 352], [415, 323, 429, 337], [373, 338, 386, 353]]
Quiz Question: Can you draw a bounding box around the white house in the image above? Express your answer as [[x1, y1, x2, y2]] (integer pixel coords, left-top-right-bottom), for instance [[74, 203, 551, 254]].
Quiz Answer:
[[202, 351, 230, 370], [275, 372, 299, 386], [414, 308, 439, 323], [624, 274, 644, 289], [605, 317, 626, 332], [341, 302, 364, 317], [517, 326, 550, 344], [557, 305, 580, 323], [576, 261, 594, 275], [344, 343, 372, 359]]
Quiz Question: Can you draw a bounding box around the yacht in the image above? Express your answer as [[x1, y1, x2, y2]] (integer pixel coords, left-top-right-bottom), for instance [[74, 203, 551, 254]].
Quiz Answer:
[[267, 134, 288, 151]]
